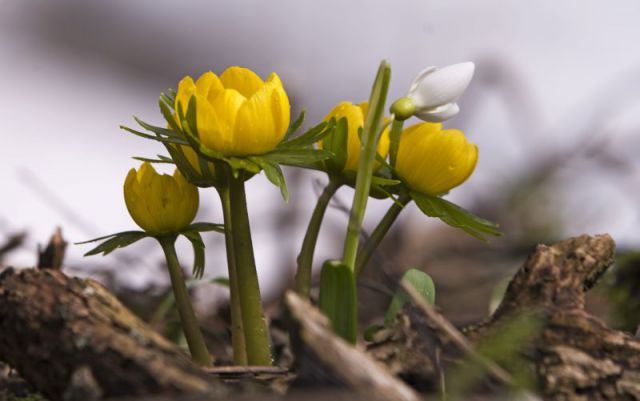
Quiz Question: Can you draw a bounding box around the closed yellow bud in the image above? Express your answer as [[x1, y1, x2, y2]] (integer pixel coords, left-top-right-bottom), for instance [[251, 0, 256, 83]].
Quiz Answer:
[[174, 66, 290, 157], [395, 123, 478, 196], [321, 101, 390, 172], [124, 162, 199, 235]]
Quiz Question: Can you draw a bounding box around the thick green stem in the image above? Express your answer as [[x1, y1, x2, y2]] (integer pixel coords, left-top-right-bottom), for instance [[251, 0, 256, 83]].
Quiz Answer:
[[227, 173, 272, 366], [355, 193, 412, 276], [388, 118, 405, 168], [158, 236, 212, 366], [217, 186, 248, 365], [295, 180, 341, 298], [342, 61, 391, 271]]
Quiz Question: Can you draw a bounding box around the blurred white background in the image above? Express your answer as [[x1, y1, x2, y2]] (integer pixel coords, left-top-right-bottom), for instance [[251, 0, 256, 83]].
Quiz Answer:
[[3, 0, 640, 303]]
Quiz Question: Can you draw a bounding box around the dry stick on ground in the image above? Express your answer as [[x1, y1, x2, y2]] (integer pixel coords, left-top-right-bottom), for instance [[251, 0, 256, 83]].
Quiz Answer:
[[400, 280, 514, 386], [0, 268, 223, 401], [285, 291, 420, 401], [0, 232, 26, 258]]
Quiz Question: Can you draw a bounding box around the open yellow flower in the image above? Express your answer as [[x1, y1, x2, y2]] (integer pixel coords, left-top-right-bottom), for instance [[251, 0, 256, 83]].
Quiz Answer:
[[174, 66, 290, 157], [320, 101, 390, 172], [395, 123, 478, 196], [124, 162, 199, 235]]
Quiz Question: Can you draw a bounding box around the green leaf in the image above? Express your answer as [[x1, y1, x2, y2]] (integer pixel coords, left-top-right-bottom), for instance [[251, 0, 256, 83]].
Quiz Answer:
[[167, 88, 177, 102], [279, 120, 330, 149], [224, 156, 262, 175], [185, 95, 199, 138], [120, 125, 189, 145], [264, 148, 332, 167], [132, 156, 175, 164], [384, 268, 436, 326], [159, 96, 182, 133], [134, 117, 183, 139], [209, 277, 230, 287], [370, 175, 401, 187], [283, 109, 306, 141], [165, 144, 200, 180], [411, 192, 501, 240], [184, 222, 225, 234], [182, 230, 205, 279], [250, 157, 289, 201], [318, 260, 357, 344], [322, 117, 348, 174], [79, 231, 148, 256]]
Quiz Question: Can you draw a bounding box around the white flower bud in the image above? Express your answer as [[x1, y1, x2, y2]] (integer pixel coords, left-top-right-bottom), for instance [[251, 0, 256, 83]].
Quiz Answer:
[[406, 62, 475, 122]]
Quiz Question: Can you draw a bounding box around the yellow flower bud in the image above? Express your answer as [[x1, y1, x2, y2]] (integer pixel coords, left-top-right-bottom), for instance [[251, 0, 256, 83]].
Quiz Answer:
[[174, 66, 291, 157], [395, 123, 478, 196], [124, 162, 199, 235], [320, 101, 390, 173]]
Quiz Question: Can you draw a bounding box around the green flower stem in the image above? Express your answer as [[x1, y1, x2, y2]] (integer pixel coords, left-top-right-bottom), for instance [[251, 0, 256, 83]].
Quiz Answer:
[[354, 193, 412, 276], [388, 118, 405, 168], [342, 61, 392, 271], [158, 236, 212, 366], [217, 185, 248, 366], [227, 172, 272, 366], [295, 179, 342, 298]]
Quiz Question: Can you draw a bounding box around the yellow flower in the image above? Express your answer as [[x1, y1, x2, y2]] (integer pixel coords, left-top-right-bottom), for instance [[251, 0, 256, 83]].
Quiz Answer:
[[124, 162, 199, 235], [321, 101, 390, 172], [395, 123, 478, 195], [174, 66, 290, 157]]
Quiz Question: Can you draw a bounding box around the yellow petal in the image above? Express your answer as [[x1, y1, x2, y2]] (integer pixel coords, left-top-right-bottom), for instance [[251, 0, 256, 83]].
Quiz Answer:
[[323, 102, 365, 172], [175, 76, 196, 124], [396, 124, 478, 195], [174, 169, 199, 228], [375, 126, 391, 170], [194, 94, 226, 152], [267, 76, 290, 137], [124, 165, 158, 233], [220, 66, 264, 98], [233, 84, 278, 156], [208, 89, 246, 153], [195, 71, 223, 97]]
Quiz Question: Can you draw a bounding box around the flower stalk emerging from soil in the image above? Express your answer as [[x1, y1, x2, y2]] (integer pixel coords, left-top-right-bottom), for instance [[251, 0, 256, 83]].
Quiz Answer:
[[342, 61, 392, 271], [295, 179, 342, 298], [223, 167, 272, 366], [158, 235, 212, 366]]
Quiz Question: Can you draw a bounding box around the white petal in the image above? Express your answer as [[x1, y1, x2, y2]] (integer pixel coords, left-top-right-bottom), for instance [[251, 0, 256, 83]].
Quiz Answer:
[[408, 66, 437, 95], [414, 102, 460, 122], [409, 62, 475, 109]]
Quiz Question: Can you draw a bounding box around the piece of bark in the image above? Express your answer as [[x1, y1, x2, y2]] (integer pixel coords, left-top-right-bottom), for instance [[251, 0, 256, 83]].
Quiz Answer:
[[468, 234, 640, 399], [0, 268, 223, 401], [370, 234, 640, 400], [285, 291, 420, 401], [365, 308, 438, 392], [37, 227, 67, 270]]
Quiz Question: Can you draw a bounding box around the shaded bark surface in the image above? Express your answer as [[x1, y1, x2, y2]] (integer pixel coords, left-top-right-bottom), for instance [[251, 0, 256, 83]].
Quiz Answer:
[[1, 235, 639, 401], [471, 234, 640, 400], [0, 268, 221, 401], [369, 234, 640, 400]]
